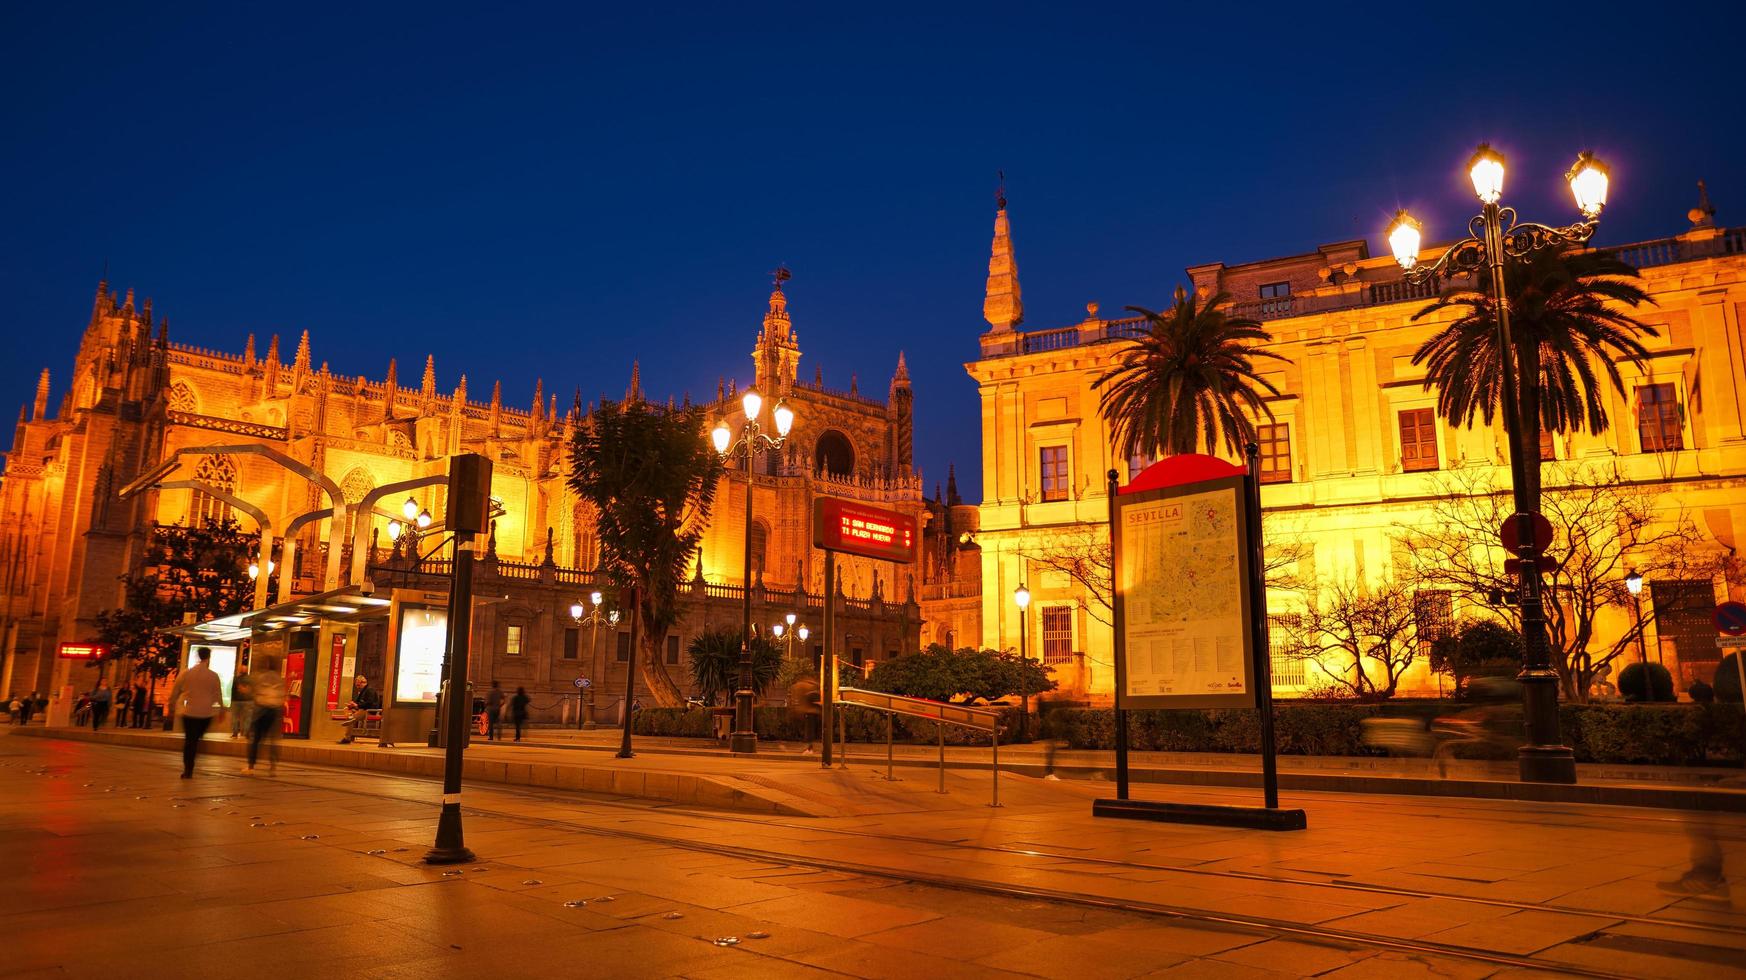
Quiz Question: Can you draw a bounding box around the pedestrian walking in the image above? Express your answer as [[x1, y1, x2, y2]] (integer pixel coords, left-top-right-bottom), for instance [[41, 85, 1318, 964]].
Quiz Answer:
[[244, 657, 285, 775], [114, 684, 133, 728], [6, 693, 20, 724], [166, 648, 225, 779], [89, 680, 112, 731], [485, 681, 505, 741], [19, 691, 38, 725], [132, 683, 150, 728], [230, 669, 255, 740], [510, 686, 530, 742]]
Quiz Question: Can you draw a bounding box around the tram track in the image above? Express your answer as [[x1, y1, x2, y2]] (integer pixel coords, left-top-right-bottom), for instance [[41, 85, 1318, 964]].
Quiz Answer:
[[13, 739, 1742, 978]]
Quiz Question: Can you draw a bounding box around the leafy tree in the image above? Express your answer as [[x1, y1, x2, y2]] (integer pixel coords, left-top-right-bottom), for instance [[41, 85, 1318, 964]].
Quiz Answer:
[[1293, 575, 1422, 700], [1397, 464, 1733, 701], [94, 518, 259, 704], [1095, 286, 1285, 459], [686, 627, 782, 706], [1412, 247, 1654, 510], [569, 398, 724, 706], [1429, 619, 1522, 698], [865, 644, 1054, 704]]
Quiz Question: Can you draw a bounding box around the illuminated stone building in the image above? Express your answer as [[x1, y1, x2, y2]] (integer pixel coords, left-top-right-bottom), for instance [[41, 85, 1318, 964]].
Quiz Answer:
[[0, 278, 923, 714], [965, 192, 1746, 699]]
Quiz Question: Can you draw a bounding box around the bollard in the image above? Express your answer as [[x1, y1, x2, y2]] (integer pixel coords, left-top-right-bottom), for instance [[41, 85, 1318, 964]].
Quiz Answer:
[[838, 709, 848, 770], [990, 724, 1001, 808]]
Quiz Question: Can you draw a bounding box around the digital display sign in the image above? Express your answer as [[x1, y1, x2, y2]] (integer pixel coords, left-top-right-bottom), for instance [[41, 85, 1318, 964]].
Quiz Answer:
[[393, 605, 448, 706], [57, 642, 111, 660], [812, 498, 918, 564]]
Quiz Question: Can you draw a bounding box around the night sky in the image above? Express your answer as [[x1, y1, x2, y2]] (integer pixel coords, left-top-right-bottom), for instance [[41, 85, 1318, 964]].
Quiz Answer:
[[5, 3, 1742, 501]]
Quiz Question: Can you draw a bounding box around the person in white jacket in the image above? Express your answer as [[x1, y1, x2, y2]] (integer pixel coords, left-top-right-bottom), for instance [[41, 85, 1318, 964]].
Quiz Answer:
[[167, 648, 225, 778]]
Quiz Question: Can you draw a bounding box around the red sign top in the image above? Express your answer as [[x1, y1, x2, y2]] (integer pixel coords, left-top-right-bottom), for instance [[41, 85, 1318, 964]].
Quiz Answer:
[[1122, 454, 1246, 495], [812, 498, 917, 564], [57, 642, 110, 660], [1716, 601, 1746, 637]]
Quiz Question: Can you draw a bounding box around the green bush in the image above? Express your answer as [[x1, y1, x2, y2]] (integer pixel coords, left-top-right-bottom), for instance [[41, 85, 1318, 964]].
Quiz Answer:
[[1430, 620, 1521, 698], [633, 703, 1023, 746], [864, 644, 1053, 703], [1617, 662, 1675, 702]]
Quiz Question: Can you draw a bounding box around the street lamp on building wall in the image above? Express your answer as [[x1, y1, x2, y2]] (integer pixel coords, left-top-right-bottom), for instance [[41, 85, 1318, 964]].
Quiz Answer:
[[711, 388, 796, 754], [1014, 583, 1031, 742], [1384, 144, 1609, 785], [1624, 570, 1654, 697], [571, 590, 614, 728]]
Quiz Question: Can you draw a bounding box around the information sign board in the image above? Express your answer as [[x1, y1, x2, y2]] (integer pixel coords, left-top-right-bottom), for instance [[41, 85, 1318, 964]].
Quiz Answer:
[[57, 642, 110, 660], [812, 498, 917, 564], [1112, 472, 1256, 709]]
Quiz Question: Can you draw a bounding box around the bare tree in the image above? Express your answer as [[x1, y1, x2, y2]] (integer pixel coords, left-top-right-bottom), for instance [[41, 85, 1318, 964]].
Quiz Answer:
[[1295, 575, 1422, 699], [1395, 463, 1731, 702], [1020, 515, 1310, 629]]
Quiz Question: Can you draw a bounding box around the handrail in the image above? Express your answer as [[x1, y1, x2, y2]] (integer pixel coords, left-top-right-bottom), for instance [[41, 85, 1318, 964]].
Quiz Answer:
[[836, 672, 1001, 806]]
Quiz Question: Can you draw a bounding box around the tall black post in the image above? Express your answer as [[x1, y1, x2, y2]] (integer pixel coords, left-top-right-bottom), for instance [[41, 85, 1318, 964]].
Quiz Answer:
[[1244, 445, 1280, 810], [1481, 202, 1576, 785], [425, 453, 492, 866], [1105, 469, 1130, 801], [617, 584, 638, 759], [820, 550, 836, 769], [731, 450, 758, 753]]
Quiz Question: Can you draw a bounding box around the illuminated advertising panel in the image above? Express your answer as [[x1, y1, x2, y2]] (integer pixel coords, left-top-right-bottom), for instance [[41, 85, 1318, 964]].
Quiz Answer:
[[393, 606, 448, 706], [811, 498, 918, 564], [57, 642, 111, 660], [186, 643, 240, 708]]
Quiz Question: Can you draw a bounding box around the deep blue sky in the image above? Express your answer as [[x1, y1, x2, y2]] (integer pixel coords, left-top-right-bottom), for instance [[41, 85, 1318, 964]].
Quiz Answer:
[[5, 3, 1742, 501]]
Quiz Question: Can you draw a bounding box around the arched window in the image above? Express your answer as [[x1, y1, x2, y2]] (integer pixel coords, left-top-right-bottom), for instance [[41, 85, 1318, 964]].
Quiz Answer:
[[814, 430, 855, 476], [167, 381, 198, 414], [340, 467, 374, 506], [749, 520, 770, 580], [190, 455, 237, 526]]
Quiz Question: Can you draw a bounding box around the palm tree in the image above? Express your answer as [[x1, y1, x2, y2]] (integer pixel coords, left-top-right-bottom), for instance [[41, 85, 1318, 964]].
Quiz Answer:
[[1095, 287, 1285, 461], [687, 627, 782, 706], [1412, 247, 1655, 506]]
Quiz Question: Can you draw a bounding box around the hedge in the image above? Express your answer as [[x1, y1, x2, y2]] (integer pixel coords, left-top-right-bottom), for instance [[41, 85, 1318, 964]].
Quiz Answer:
[[1036, 703, 1744, 766], [630, 702, 1745, 766]]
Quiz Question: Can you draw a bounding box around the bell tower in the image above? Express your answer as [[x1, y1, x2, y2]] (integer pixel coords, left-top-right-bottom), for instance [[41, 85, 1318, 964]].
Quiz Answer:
[[752, 266, 801, 394]]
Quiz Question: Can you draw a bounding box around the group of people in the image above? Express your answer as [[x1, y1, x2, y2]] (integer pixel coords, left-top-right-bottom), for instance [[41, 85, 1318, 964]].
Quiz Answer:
[[9, 683, 158, 728], [6, 691, 44, 725], [483, 681, 532, 741], [164, 646, 288, 778]]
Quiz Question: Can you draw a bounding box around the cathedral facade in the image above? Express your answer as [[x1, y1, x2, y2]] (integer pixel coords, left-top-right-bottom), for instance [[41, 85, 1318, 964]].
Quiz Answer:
[[0, 277, 926, 714]]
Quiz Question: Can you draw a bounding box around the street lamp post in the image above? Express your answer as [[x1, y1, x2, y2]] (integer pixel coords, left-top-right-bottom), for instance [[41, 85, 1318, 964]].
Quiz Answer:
[[1625, 570, 1652, 698], [1385, 144, 1608, 785], [570, 590, 612, 728], [712, 389, 796, 755], [1014, 584, 1031, 742]]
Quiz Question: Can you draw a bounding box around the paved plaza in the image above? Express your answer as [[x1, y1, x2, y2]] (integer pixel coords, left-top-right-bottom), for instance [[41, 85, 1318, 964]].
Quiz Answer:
[[4, 730, 1745, 978]]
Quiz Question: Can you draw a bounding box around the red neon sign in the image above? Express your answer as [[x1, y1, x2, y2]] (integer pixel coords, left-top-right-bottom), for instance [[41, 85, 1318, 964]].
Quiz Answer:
[[812, 498, 917, 564], [57, 643, 110, 660]]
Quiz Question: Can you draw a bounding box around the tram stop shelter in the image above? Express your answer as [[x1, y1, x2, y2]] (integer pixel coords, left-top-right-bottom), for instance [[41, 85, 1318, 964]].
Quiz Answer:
[[164, 585, 449, 745]]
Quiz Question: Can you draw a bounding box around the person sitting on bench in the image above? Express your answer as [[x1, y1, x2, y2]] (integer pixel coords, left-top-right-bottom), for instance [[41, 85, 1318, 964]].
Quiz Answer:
[[337, 676, 382, 744]]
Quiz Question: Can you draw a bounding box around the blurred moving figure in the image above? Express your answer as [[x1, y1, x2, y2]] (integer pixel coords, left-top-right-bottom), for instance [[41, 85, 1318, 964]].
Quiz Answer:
[[245, 656, 285, 775], [1659, 815, 1731, 902], [1361, 676, 1524, 777]]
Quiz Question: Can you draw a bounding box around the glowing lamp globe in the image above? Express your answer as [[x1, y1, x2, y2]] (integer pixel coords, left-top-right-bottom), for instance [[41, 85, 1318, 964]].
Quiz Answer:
[[1014, 584, 1031, 610], [1567, 152, 1610, 218], [741, 388, 763, 422], [772, 399, 794, 437], [711, 422, 732, 455], [1468, 143, 1506, 205], [1387, 210, 1424, 270]]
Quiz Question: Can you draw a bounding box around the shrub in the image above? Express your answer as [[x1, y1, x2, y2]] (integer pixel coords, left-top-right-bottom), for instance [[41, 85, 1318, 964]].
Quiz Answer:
[[864, 644, 1053, 703], [1716, 654, 1743, 703], [1430, 620, 1521, 698], [1617, 661, 1675, 702]]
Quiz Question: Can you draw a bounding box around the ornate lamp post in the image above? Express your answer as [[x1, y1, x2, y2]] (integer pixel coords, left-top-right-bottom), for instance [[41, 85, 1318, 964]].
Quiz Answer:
[[570, 590, 614, 728], [1385, 145, 1609, 784], [711, 388, 796, 754], [1014, 583, 1031, 742], [773, 613, 807, 666]]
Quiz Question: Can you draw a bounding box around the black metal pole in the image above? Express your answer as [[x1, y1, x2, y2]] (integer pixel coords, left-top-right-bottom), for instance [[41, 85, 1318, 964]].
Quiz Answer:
[[425, 529, 476, 863], [731, 446, 758, 753], [1245, 445, 1280, 810], [1018, 605, 1029, 742], [617, 585, 638, 759], [821, 549, 835, 769], [1106, 469, 1129, 802], [1482, 202, 1576, 785]]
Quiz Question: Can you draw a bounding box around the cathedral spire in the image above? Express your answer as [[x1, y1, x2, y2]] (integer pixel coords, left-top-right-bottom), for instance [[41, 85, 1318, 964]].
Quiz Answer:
[[626, 361, 643, 402], [422, 355, 437, 398], [265, 335, 281, 390], [489, 380, 502, 434], [243, 333, 256, 367], [33, 369, 50, 421], [532, 378, 545, 424], [383, 358, 398, 419], [891, 350, 910, 390], [293, 330, 311, 371], [982, 173, 1023, 332]]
